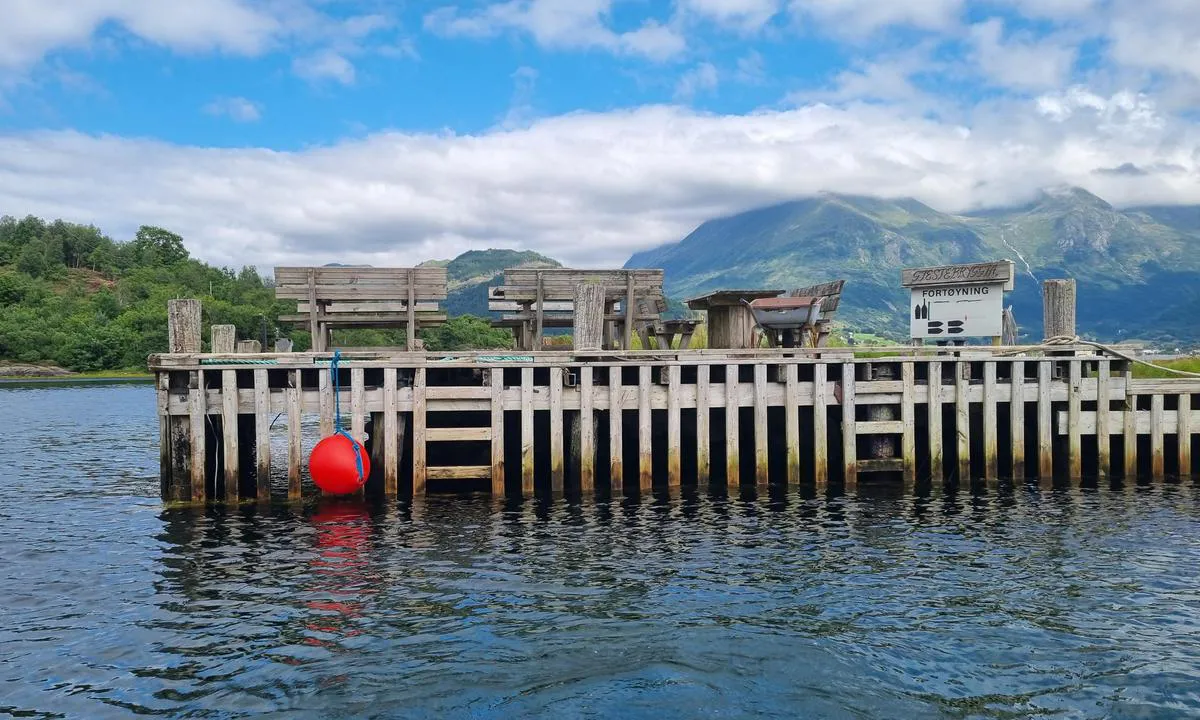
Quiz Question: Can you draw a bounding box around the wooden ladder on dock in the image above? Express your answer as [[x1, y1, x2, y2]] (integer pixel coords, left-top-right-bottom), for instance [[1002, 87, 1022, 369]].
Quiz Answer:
[[413, 367, 496, 492]]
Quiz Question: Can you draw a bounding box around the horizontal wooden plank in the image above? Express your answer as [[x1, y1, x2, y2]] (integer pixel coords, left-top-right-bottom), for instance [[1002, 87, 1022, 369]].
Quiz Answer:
[[279, 313, 447, 325], [858, 458, 905, 473], [1056, 409, 1199, 436], [427, 427, 491, 442], [276, 286, 448, 301], [275, 266, 447, 283], [426, 465, 491, 480], [298, 301, 441, 313], [857, 420, 906, 435], [426, 387, 491, 400]]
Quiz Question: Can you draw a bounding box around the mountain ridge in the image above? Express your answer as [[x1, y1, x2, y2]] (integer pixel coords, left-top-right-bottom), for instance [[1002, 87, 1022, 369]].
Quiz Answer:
[[626, 187, 1200, 343]]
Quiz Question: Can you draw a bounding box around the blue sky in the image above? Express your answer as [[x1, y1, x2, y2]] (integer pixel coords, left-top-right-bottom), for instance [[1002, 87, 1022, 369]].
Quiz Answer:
[[0, 0, 1197, 268]]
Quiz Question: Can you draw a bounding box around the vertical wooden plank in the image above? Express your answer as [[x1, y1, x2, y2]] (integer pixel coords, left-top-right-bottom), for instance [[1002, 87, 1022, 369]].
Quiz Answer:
[[188, 370, 206, 503], [254, 368, 271, 502], [1038, 361, 1053, 479], [1009, 361, 1025, 480], [550, 366, 565, 492], [696, 364, 710, 484], [306, 269, 322, 352], [638, 365, 652, 491], [383, 367, 398, 498], [982, 361, 998, 483], [1150, 393, 1165, 479], [1068, 360, 1083, 479], [319, 366, 334, 439], [521, 366, 535, 494], [350, 367, 365, 445], [412, 367, 427, 495], [785, 363, 800, 485], [956, 361, 971, 483], [491, 369, 506, 495], [842, 363, 857, 491], [1179, 393, 1192, 478], [814, 363, 828, 487], [902, 362, 917, 486], [609, 367, 624, 492], [287, 369, 302, 499], [222, 369, 239, 502], [1096, 361, 1110, 479], [667, 365, 681, 486], [535, 271, 544, 350], [406, 268, 416, 351], [753, 363, 769, 484], [1124, 364, 1138, 479], [726, 364, 740, 488], [624, 272, 635, 351], [928, 361, 943, 483], [579, 366, 595, 491]]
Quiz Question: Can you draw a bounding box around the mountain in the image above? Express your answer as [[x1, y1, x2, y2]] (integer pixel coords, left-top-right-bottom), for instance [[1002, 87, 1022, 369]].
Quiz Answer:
[[426, 249, 560, 316], [626, 187, 1200, 343]]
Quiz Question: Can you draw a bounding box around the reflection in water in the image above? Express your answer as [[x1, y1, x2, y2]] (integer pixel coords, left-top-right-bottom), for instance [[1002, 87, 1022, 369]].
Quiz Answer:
[[3, 382, 1200, 718]]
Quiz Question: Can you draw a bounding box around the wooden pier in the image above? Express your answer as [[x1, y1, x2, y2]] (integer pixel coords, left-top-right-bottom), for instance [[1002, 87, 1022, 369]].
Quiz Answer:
[[153, 340, 1200, 503]]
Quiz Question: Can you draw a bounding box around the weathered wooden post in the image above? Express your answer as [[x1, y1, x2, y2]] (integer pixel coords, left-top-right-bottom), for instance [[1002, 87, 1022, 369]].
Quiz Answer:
[[164, 300, 202, 503], [1042, 279, 1076, 340], [168, 299, 202, 354], [236, 340, 262, 354], [275, 338, 293, 353], [211, 324, 236, 354], [574, 282, 606, 351]]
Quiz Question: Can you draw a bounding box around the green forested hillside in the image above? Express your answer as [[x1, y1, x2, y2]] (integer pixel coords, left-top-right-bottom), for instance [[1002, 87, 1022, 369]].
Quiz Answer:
[[0, 215, 292, 371], [0, 218, 538, 372]]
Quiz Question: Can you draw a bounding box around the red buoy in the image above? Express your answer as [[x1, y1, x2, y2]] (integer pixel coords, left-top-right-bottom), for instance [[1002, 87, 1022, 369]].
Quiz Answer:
[[309, 433, 370, 495]]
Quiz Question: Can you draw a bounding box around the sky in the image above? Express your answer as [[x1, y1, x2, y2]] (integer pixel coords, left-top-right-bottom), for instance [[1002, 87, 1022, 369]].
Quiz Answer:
[[1, 0, 1199, 270]]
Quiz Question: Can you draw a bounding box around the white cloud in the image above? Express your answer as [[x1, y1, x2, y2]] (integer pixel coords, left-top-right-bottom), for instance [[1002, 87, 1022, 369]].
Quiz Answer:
[[203, 96, 262, 122], [675, 62, 719, 99], [1107, 0, 1200, 81], [788, 0, 963, 36], [293, 50, 356, 85], [424, 0, 686, 60], [679, 0, 782, 31], [0, 0, 279, 71], [1, 96, 1196, 271], [968, 19, 1078, 90]]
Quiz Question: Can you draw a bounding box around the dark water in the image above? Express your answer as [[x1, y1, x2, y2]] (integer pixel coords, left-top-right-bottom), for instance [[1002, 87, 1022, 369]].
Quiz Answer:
[[3, 383, 1200, 719]]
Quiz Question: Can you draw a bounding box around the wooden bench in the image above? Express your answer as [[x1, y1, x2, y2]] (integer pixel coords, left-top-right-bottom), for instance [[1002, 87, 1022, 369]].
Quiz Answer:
[[489, 269, 666, 350], [275, 266, 448, 351]]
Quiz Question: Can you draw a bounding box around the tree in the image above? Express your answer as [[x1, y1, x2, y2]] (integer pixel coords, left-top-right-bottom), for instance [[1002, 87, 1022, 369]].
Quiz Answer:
[[131, 225, 189, 266], [421, 315, 513, 351]]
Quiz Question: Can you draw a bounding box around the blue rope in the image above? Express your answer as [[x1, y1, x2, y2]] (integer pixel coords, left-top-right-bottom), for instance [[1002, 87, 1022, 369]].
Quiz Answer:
[[330, 350, 366, 485]]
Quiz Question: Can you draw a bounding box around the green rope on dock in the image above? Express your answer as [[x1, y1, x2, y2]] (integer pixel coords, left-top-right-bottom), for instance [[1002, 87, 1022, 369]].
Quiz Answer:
[[199, 358, 278, 365]]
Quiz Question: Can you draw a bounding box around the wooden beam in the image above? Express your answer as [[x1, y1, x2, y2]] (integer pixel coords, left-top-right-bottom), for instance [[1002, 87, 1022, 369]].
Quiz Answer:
[[550, 366, 564, 492], [982, 361, 998, 483], [842, 363, 857, 490], [609, 367, 623, 493], [785, 363, 800, 485], [902, 362, 916, 487], [254, 368, 271, 502], [754, 363, 769, 484], [521, 367, 535, 494], [188, 371, 206, 503], [667, 365, 681, 486], [383, 367, 398, 497], [406, 268, 417, 351], [1180, 393, 1193, 478], [580, 366, 594, 491], [1096, 361, 1110, 479], [814, 363, 828, 487], [491, 369, 505, 495], [1151, 393, 1164, 478], [638, 365, 652, 491], [957, 361, 971, 484], [624, 272, 635, 350], [726, 365, 740, 488], [1009, 361, 1025, 480], [1124, 364, 1137, 479], [288, 369, 302, 499], [413, 367, 427, 495], [1038, 361, 1053, 479], [927, 361, 943, 484], [1068, 360, 1082, 479], [696, 364, 710, 484], [222, 369, 239, 502]]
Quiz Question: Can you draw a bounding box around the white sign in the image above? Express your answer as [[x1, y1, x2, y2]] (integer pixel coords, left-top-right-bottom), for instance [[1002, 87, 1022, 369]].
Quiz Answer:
[[910, 283, 1004, 339]]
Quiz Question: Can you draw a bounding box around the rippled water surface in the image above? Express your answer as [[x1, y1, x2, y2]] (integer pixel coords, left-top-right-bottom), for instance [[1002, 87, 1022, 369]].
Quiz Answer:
[[3, 382, 1200, 719]]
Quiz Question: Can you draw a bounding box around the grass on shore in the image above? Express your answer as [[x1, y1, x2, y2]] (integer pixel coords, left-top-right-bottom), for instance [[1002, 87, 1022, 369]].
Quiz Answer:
[[1130, 358, 1200, 379]]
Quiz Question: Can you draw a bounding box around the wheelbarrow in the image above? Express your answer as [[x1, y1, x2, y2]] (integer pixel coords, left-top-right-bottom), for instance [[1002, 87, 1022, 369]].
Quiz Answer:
[[743, 295, 825, 348]]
